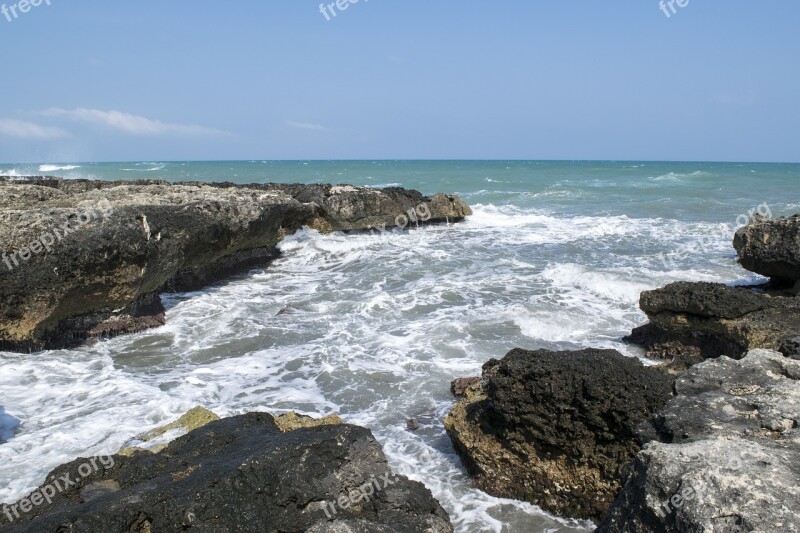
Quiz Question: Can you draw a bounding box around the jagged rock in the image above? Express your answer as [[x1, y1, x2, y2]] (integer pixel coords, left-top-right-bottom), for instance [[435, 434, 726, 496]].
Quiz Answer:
[[118, 406, 220, 456], [449, 377, 480, 398], [273, 412, 343, 432], [625, 281, 800, 360], [443, 348, 673, 522], [598, 350, 800, 532], [0, 413, 453, 533], [734, 214, 800, 283], [0, 178, 471, 353]]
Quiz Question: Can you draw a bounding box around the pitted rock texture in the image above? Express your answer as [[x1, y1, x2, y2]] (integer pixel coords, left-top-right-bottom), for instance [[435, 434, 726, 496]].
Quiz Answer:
[[599, 349, 800, 532], [443, 348, 673, 522]]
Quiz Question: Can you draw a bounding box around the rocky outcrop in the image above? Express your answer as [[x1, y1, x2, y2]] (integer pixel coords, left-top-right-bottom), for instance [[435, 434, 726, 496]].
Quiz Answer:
[[599, 349, 800, 532], [0, 178, 471, 353], [627, 214, 800, 362], [0, 412, 453, 533], [625, 281, 800, 360], [734, 214, 800, 284], [443, 348, 673, 522]]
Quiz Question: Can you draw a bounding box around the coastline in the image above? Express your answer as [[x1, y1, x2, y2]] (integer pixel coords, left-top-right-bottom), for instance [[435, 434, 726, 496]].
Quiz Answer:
[[0, 164, 796, 524]]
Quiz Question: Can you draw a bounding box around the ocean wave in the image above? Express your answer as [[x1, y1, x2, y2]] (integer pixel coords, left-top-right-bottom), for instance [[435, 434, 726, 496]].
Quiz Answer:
[[38, 164, 81, 172], [649, 170, 714, 182], [120, 164, 166, 172]]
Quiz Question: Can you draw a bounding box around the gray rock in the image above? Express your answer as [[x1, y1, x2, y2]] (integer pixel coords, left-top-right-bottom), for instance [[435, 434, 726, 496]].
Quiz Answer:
[[599, 350, 800, 532], [734, 214, 800, 283], [0, 178, 471, 353]]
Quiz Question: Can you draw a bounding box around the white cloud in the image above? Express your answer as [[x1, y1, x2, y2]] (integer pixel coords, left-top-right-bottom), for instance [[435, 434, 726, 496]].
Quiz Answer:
[[285, 120, 325, 131], [0, 119, 68, 140], [39, 108, 228, 137]]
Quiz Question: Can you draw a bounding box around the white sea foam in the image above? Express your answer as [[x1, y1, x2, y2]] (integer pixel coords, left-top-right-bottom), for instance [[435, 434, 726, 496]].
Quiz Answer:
[[649, 170, 713, 182], [38, 164, 81, 172]]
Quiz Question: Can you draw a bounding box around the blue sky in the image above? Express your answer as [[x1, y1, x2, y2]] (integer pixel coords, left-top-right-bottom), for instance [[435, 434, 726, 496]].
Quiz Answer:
[[0, 1, 798, 162]]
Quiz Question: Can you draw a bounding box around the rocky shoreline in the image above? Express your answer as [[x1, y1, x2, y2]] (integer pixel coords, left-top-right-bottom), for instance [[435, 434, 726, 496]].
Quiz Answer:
[[3, 178, 799, 532], [444, 213, 800, 531], [0, 177, 471, 353]]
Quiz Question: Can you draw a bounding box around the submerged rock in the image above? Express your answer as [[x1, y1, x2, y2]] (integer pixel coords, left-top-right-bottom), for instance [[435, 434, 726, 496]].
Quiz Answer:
[[599, 349, 800, 532], [625, 281, 800, 360], [0, 412, 453, 533], [0, 178, 471, 353], [443, 348, 673, 522]]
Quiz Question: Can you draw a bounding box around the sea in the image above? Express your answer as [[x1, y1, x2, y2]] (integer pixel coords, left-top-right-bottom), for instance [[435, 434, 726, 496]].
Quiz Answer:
[[1, 160, 799, 532]]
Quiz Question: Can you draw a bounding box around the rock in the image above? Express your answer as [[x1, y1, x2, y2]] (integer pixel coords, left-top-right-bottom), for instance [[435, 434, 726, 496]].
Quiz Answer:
[[443, 348, 673, 522], [625, 281, 800, 360], [0, 413, 453, 533], [118, 406, 220, 456], [644, 341, 704, 372], [779, 336, 800, 360], [0, 178, 471, 353], [734, 214, 800, 283], [449, 377, 480, 398], [598, 350, 800, 532], [273, 412, 343, 432]]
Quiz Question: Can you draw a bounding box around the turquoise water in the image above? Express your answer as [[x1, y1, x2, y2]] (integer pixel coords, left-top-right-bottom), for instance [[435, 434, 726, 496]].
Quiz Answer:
[[4, 159, 798, 220], [1, 161, 799, 532]]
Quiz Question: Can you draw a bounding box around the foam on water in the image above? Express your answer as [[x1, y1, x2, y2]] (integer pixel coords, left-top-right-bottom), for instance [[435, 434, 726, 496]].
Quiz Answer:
[[38, 165, 81, 172], [0, 192, 784, 531]]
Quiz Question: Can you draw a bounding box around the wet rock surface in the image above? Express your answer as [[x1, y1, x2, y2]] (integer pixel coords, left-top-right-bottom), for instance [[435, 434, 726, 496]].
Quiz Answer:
[[0, 412, 453, 533], [0, 177, 471, 353], [443, 348, 673, 522]]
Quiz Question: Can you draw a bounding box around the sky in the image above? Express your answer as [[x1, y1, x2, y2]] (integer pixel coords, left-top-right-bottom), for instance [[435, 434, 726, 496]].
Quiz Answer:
[[0, 1, 798, 163]]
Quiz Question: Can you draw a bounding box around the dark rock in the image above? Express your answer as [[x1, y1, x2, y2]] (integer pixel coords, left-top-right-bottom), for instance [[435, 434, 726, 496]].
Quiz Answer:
[[444, 348, 673, 522], [598, 349, 800, 532], [734, 214, 800, 283], [625, 281, 800, 361], [450, 377, 480, 398], [779, 336, 800, 360], [644, 341, 704, 372], [0, 178, 471, 353], [0, 413, 453, 533]]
